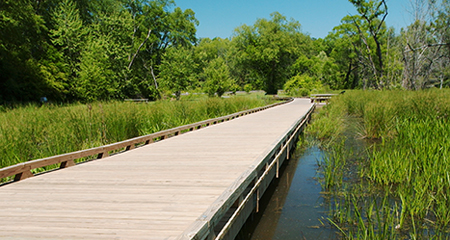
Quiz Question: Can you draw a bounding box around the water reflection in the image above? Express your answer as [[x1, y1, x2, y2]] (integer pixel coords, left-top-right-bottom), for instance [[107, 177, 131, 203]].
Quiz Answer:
[[239, 146, 338, 240]]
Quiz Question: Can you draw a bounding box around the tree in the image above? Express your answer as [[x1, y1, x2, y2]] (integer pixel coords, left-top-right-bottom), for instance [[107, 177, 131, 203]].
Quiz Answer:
[[49, 0, 88, 99], [434, 0, 450, 87], [232, 12, 311, 94], [159, 46, 197, 100], [400, 0, 450, 89], [203, 57, 234, 97], [0, 0, 49, 102], [320, 21, 361, 89], [126, 0, 198, 69], [194, 37, 231, 82], [77, 36, 117, 101], [94, 5, 135, 99], [284, 74, 321, 96], [347, 0, 389, 88], [124, 0, 198, 98], [0, 0, 202, 103]]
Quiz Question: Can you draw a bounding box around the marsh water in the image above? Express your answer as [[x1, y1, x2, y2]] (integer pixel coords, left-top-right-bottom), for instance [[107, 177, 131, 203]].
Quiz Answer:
[[236, 146, 338, 240], [237, 117, 367, 240]]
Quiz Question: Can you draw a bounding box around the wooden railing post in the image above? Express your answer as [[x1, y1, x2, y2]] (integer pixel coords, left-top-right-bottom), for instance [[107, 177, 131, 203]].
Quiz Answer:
[[126, 144, 135, 151], [97, 151, 109, 159], [14, 171, 33, 181], [60, 160, 75, 169]]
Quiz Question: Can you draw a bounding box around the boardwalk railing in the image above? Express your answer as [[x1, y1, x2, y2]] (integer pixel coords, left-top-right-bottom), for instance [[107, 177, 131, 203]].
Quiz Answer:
[[0, 98, 293, 184], [124, 98, 149, 103], [215, 104, 315, 240], [179, 102, 315, 240], [310, 93, 337, 103]]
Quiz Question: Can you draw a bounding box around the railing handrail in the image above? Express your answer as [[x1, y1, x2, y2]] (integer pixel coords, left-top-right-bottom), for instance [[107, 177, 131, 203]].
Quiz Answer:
[[310, 93, 337, 97], [0, 98, 293, 184]]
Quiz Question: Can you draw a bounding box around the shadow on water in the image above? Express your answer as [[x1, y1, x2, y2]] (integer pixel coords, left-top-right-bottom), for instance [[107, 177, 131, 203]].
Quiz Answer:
[[237, 146, 338, 240]]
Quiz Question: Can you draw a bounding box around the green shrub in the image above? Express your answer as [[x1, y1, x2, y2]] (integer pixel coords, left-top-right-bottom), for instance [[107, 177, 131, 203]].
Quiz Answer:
[[283, 74, 322, 96], [243, 83, 252, 93]]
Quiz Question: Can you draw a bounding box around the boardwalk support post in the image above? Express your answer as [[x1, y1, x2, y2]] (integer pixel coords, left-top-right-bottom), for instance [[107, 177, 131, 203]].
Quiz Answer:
[[256, 188, 260, 213]]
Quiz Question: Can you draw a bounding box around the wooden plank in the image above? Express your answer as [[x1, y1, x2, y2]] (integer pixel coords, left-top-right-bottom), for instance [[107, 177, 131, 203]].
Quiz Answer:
[[0, 163, 31, 179]]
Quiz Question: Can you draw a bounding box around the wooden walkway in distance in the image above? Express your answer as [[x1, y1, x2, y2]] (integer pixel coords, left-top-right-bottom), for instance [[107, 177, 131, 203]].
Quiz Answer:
[[0, 98, 314, 240]]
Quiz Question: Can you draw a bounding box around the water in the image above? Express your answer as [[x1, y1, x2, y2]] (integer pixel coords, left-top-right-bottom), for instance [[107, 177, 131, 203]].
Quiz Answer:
[[238, 146, 338, 240]]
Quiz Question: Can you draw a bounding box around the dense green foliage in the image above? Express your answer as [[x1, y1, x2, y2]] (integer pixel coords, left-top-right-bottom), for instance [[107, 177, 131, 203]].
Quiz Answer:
[[0, 94, 275, 171], [2, 0, 449, 103], [308, 90, 450, 238], [1, 0, 198, 102]]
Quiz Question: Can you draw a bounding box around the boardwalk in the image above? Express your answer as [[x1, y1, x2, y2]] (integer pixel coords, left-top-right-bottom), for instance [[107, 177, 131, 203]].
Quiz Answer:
[[0, 98, 314, 239]]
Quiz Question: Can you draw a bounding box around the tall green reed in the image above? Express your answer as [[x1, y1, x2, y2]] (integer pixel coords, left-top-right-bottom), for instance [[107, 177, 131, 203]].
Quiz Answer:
[[309, 89, 450, 238], [306, 101, 346, 147], [0, 95, 275, 170]]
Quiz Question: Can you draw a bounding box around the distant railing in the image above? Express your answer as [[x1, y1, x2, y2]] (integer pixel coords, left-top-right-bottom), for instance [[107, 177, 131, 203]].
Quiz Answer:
[[124, 98, 149, 103], [0, 98, 293, 184], [310, 93, 337, 103]]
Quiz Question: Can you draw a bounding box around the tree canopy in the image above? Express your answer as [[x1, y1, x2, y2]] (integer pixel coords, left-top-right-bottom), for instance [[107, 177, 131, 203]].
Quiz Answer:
[[1, 0, 450, 103], [231, 12, 311, 94]]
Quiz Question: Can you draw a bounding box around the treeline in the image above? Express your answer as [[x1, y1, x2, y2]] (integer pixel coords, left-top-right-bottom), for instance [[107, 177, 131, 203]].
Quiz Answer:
[[1, 0, 198, 102], [1, 0, 449, 103]]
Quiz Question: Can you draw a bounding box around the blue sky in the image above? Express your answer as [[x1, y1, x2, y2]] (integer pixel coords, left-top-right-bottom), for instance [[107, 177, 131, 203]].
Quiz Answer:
[[173, 0, 413, 39]]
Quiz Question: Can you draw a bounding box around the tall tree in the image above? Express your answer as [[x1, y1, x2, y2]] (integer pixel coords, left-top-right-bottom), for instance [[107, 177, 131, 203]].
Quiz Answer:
[[325, 28, 361, 89], [75, 6, 135, 101], [194, 37, 231, 82], [348, 0, 388, 88], [76, 36, 116, 101], [400, 0, 450, 89], [231, 12, 310, 94], [49, 0, 87, 98], [124, 0, 198, 98], [159, 46, 197, 100], [430, 0, 450, 88], [0, 0, 201, 102], [203, 57, 234, 97], [0, 0, 49, 102]]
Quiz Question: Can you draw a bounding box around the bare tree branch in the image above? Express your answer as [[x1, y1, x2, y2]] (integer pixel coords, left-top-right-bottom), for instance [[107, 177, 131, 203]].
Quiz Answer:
[[150, 65, 158, 89], [128, 28, 152, 70]]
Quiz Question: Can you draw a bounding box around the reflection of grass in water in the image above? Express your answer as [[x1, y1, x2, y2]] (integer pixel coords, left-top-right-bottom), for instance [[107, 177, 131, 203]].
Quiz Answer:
[[308, 90, 450, 239]]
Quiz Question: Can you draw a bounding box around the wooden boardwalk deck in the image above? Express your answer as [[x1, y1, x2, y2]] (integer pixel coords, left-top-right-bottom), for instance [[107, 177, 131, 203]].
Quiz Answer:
[[0, 98, 314, 240]]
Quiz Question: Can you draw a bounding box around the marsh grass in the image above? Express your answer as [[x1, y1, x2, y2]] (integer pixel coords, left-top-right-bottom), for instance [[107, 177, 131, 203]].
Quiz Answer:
[[0, 95, 275, 172], [306, 102, 346, 147], [309, 89, 450, 239]]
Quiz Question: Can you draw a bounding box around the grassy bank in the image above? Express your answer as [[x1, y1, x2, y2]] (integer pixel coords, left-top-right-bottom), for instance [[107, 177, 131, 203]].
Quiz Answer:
[[0, 94, 276, 169], [307, 89, 450, 238]]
